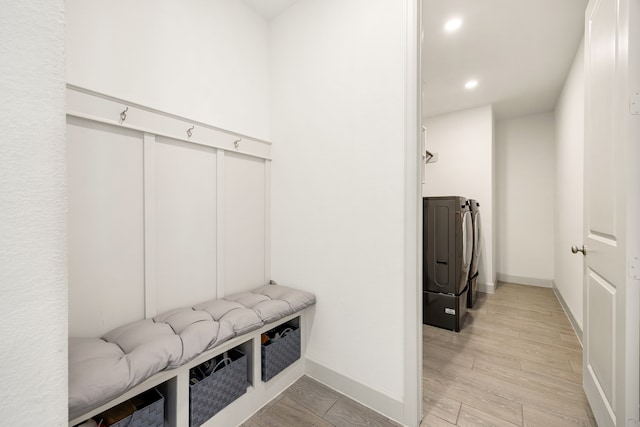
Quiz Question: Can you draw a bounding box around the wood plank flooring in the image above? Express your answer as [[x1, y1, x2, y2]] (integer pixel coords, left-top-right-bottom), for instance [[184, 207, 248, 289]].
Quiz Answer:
[[422, 282, 596, 427], [241, 375, 401, 427], [242, 282, 596, 427]]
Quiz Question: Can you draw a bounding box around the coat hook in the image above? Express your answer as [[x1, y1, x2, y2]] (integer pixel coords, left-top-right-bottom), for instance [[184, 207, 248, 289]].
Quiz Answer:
[[234, 139, 241, 149], [187, 125, 194, 138], [120, 107, 128, 123]]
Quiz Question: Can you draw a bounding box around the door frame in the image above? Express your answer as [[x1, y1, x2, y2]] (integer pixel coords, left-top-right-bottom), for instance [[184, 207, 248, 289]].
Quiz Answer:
[[404, 0, 423, 426]]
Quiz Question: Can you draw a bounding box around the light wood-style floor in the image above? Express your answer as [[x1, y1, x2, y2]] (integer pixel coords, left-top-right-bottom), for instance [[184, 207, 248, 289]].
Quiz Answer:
[[243, 282, 596, 427], [422, 282, 596, 427], [241, 375, 402, 427]]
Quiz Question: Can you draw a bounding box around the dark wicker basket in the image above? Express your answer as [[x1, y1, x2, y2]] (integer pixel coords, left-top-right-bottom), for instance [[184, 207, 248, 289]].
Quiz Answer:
[[261, 325, 301, 382], [189, 348, 248, 427], [101, 388, 164, 427]]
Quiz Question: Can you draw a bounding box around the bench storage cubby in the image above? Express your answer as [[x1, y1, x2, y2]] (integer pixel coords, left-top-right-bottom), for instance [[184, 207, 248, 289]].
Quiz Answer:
[[189, 346, 249, 427], [261, 318, 301, 382], [88, 388, 164, 427]]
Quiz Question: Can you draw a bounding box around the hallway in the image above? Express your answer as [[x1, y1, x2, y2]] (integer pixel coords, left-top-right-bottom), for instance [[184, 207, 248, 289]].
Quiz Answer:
[[242, 282, 595, 426], [422, 282, 596, 426]]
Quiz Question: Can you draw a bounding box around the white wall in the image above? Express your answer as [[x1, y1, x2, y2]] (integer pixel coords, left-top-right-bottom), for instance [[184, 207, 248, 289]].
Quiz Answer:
[[423, 105, 496, 291], [496, 113, 555, 285], [0, 1, 67, 424], [65, 0, 270, 140], [270, 0, 407, 405], [554, 39, 585, 330]]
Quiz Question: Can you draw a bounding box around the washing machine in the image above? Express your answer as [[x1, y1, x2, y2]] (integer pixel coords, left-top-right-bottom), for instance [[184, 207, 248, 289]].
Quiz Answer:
[[467, 199, 481, 308], [422, 196, 473, 331]]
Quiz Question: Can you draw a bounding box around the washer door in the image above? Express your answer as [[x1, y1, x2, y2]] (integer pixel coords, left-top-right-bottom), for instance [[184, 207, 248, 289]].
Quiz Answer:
[[468, 211, 481, 279], [461, 210, 473, 276], [473, 211, 482, 258]]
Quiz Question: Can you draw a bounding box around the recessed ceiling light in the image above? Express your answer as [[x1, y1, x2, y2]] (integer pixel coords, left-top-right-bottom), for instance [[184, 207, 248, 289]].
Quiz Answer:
[[444, 18, 462, 33], [465, 80, 478, 89]]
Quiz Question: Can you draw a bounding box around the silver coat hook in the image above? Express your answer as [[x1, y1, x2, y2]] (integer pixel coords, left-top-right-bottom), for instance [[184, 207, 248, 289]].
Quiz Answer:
[[187, 125, 194, 138], [120, 107, 128, 123], [234, 139, 241, 149]]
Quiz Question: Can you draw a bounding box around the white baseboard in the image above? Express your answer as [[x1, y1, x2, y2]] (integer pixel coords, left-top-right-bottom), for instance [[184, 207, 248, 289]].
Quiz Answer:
[[477, 281, 496, 294], [304, 358, 404, 425], [496, 273, 553, 288], [552, 282, 583, 346]]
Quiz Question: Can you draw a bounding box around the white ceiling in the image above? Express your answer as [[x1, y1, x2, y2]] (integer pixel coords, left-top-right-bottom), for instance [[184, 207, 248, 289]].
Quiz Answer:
[[422, 0, 588, 119], [242, 0, 299, 21], [243, 0, 587, 120]]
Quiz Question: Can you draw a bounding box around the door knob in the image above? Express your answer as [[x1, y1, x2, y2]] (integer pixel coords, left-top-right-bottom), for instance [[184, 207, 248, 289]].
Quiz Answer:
[[571, 245, 587, 255]]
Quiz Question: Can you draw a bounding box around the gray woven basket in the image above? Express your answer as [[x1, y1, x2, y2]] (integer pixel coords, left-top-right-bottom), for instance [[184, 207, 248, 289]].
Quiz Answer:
[[109, 388, 164, 427], [189, 349, 248, 427], [261, 326, 301, 382]]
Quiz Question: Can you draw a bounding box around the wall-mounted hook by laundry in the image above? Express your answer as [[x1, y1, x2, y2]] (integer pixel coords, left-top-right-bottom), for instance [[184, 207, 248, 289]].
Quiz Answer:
[[424, 149, 438, 163], [423, 148, 438, 163], [119, 107, 128, 123], [187, 125, 194, 138], [234, 139, 241, 149]]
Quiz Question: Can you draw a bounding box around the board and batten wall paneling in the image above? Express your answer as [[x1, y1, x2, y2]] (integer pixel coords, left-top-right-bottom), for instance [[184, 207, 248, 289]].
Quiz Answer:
[[67, 88, 272, 337], [223, 151, 267, 295], [153, 136, 218, 314], [67, 117, 145, 337]]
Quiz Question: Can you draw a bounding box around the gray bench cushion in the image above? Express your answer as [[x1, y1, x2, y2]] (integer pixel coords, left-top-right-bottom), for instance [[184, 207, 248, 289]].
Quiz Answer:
[[251, 283, 316, 320], [68, 283, 315, 419]]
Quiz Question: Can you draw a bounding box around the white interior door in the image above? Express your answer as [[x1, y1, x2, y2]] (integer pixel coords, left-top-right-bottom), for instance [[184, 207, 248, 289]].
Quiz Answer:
[[582, 0, 639, 425]]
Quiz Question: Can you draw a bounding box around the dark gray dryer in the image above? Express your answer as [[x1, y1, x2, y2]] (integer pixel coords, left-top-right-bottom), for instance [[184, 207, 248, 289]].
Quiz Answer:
[[467, 199, 481, 308], [422, 196, 473, 331]]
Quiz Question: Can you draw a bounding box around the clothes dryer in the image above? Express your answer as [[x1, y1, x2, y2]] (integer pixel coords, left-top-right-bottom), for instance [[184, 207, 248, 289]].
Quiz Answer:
[[422, 196, 473, 331], [467, 199, 481, 308]]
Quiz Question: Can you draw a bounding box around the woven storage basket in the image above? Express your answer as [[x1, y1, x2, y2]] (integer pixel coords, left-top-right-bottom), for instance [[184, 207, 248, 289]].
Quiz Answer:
[[261, 325, 301, 382], [107, 388, 164, 427], [189, 348, 248, 427]]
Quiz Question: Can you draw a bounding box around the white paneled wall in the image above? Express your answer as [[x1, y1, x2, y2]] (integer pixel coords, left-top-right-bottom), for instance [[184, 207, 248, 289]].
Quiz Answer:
[[67, 118, 145, 336], [67, 87, 270, 337], [154, 138, 218, 314], [223, 152, 267, 294]]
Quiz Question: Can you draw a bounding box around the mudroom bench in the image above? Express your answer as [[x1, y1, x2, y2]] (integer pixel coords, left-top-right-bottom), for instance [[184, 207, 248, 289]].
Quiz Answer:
[[69, 283, 315, 427]]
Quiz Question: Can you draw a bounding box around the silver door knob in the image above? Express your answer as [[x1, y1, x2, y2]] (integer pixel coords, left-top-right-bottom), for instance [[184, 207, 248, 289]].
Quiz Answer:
[[571, 245, 587, 255]]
